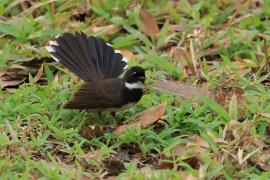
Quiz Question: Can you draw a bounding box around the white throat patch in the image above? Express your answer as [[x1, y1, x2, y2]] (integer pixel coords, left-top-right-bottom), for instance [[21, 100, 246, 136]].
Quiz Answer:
[[125, 81, 144, 89]]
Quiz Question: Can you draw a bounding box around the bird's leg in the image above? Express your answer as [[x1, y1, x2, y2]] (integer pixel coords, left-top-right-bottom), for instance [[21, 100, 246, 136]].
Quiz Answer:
[[110, 112, 116, 119], [110, 112, 117, 123], [97, 111, 110, 133]]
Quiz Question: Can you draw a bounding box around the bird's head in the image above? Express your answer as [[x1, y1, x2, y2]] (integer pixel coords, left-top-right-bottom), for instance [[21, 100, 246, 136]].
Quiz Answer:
[[123, 66, 145, 90]]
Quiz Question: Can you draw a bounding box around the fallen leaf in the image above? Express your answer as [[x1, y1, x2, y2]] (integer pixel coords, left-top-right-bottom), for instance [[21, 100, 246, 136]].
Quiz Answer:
[[169, 47, 189, 62], [235, 65, 251, 77], [229, 94, 238, 120], [34, 64, 44, 82], [157, 158, 174, 169], [92, 24, 121, 36], [113, 104, 167, 135], [171, 143, 186, 157], [81, 176, 92, 180], [152, 80, 211, 99], [187, 135, 209, 149], [232, 0, 243, 12], [1, 78, 26, 89], [257, 163, 270, 171], [235, 56, 258, 68], [190, 38, 198, 74], [104, 176, 116, 180], [80, 125, 104, 139], [209, 87, 246, 115], [168, 24, 185, 32], [139, 9, 159, 37], [103, 159, 125, 176], [171, 135, 211, 169], [139, 104, 167, 128], [257, 150, 270, 171], [213, 38, 231, 48], [119, 49, 134, 60], [261, 113, 270, 119], [172, 135, 210, 157], [82, 148, 102, 163], [0, 68, 7, 77]]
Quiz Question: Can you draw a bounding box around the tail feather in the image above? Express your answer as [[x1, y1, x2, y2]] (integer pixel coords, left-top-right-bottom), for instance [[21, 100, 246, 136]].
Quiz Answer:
[[75, 32, 99, 79], [46, 32, 128, 81], [95, 38, 105, 75], [103, 44, 114, 77], [61, 33, 98, 80], [52, 41, 86, 79], [87, 36, 102, 76], [110, 53, 123, 77]]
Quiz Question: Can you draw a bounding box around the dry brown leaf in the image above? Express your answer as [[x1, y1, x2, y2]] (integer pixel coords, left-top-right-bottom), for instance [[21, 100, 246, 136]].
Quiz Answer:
[[172, 135, 210, 157], [113, 104, 167, 135], [80, 125, 104, 140], [209, 87, 246, 114], [232, 0, 243, 12], [1, 78, 26, 89], [261, 113, 270, 119], [188, 135, 209, 149], [169, 47, 189, 63], [152, 80, 211, 99], [235, 56, 258, 67], [139, 9, 159, 37], [0, 68, 7, 77], [81, 176, 92, 180], [168, 24, 185, 32], [119, 49, 134, 60], [213, 38, 231, 49], [171, 143, 186, 157], [171, 135, 210, 169], [157, 158, 174, 169], [257, 150, 270, 171], [236, 65, 251, 77], [92, 24, 121, 36], [257, 163, 270, 171], [34, 64, 44, 82], [139, 104, 166, 128], [82, 148, 102, 163], [189, 39, 198, 74], [104, 176, 116, 180]]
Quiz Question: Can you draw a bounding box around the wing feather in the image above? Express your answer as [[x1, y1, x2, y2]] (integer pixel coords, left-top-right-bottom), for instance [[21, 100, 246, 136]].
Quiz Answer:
[[64, 79, 123, 109]]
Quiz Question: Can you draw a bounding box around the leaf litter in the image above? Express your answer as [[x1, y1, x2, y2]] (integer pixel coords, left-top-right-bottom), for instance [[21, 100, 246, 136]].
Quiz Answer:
[[139, 8, 159, 37], [113, 104, 167, 135]]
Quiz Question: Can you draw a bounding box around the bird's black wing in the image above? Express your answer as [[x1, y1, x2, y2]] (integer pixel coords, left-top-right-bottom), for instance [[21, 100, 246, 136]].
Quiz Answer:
[[64, 79, 124, 110], [46, 32, 128, 81]]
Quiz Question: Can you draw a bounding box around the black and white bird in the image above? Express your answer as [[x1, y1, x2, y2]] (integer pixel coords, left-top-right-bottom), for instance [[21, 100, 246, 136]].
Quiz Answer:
[[46, 32, 145, 117]]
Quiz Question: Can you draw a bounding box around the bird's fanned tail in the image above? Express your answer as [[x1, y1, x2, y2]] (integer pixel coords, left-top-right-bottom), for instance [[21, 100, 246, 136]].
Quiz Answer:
[[46, 32, 128, 81]]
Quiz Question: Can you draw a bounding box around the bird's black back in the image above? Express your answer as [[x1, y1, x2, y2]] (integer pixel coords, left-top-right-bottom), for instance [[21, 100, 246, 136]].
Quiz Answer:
[[47, 32, 128, 81]]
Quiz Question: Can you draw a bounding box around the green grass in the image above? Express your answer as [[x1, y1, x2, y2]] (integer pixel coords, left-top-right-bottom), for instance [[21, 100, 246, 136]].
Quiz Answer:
[[1, 0, 270, 179]]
